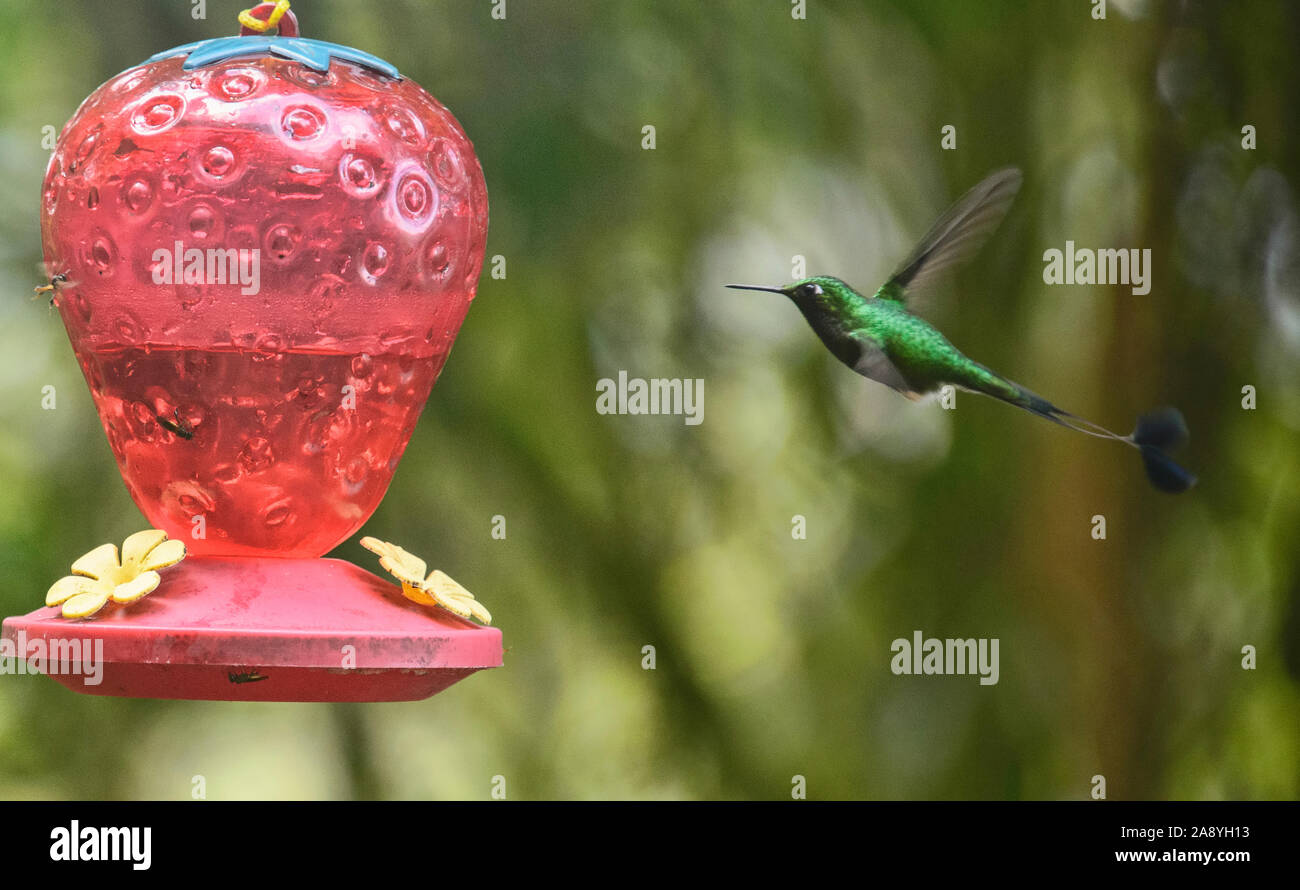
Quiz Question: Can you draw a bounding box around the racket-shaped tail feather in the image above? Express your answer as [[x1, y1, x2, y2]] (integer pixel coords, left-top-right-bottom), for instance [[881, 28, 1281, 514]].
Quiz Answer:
[[967, 370, 1196, 493]]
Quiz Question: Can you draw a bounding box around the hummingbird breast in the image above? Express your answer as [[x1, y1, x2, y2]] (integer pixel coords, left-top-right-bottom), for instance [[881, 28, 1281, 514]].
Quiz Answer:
[[798, 300, 867, 368], [793, 289, 975, 395]]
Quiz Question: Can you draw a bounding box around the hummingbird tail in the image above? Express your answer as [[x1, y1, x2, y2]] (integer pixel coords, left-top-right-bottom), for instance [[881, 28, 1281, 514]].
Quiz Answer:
[[989, 380, 1124, 440], [1131, 406, 1190, 450], [986, 378, 1197, 493], [1135, 443, 1198, 493], [1131, 407, 1198, 493]]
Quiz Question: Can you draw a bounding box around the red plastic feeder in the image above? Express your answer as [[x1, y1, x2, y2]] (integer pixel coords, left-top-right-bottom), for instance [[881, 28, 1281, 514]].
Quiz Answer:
[[4, 559, 499, 702], [3, 4, 500, 701]]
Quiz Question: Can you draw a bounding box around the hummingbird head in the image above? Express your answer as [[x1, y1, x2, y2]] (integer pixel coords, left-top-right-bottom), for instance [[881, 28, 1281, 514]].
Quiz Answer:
[[726, 276, 850, 306]]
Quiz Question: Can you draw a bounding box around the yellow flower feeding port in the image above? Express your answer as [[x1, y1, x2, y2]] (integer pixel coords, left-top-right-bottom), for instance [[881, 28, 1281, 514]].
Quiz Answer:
[[5, 554, 501, 702], [45, 531, 186, 619]]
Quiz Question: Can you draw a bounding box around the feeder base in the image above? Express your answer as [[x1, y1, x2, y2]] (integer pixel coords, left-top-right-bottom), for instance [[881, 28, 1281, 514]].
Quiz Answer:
[[1, 557, 502, 702]]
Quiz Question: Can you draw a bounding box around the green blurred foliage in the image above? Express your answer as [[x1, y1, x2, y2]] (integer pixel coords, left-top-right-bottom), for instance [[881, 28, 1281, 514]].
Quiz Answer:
[[1, 0, 1297, 800]]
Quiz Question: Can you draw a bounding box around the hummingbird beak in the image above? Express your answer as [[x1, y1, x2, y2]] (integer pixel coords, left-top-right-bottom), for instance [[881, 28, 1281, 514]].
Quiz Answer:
[[725, 284, 789, 296]]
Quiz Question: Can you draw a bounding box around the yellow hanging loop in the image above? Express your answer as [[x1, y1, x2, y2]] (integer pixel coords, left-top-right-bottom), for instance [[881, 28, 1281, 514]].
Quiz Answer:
[[238, 0, 291, 33]]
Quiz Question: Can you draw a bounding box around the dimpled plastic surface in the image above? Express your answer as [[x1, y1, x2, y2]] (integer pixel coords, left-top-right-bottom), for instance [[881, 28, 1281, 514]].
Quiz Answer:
[[41, 51, 489, 558]]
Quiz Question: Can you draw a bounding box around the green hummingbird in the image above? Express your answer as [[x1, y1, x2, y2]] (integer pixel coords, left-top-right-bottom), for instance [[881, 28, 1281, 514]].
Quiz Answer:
[[728, 167, 1195, 492]]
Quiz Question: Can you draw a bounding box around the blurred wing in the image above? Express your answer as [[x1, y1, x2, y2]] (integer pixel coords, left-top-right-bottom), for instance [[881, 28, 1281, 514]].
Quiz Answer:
[[850, 335, 921, 401], [880, 167, 1022, 304], [33, 259, 77, 291]]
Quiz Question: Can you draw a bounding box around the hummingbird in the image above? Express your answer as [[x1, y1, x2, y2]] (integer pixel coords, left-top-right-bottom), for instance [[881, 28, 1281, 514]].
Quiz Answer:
[[727, 167, 1195, 493]]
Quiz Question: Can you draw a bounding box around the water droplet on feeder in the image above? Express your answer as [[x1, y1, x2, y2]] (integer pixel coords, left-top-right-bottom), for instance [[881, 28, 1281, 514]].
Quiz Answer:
[[131, 400, 155, 427], [173, 481, 216, 516], [253, 331, 287, 355], [340, 154, 379, 195], [75, 125, 103, 164], [396, 171, 435, 225], [216, 68, 263, 101], [286, 63, 335, 88], [382, 105, 425, 146], [123, 177, 153, 213], [342, 456, 368, 492], [239, 436, 275, 473], [113, 311, 142, 342], [111, 72, 146, 95], [426, 238, 450, 276], [282, 105, 326, 141], [43, 175, 59, 214], [71, 291, 92, 323], [265, 224, 301, 263], [87, 234, 117, 275], [262, 498, 294, 527], [361, 241, 390, 283], [213, 463, 241, 484], [430, 139, 466, 191], [188, 204, 219, 239], [201, 145, 236, 179], [133, 94, 184, 133]]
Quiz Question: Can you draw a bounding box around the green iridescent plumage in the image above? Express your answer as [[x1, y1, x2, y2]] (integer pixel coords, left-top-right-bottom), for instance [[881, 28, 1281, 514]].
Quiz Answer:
[[728, 168, 1196, 493]]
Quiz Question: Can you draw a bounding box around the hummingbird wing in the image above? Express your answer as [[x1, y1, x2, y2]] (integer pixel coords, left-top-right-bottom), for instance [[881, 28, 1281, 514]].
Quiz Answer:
[[850, 335, 923, 401], [879, 167, 1022, 304]]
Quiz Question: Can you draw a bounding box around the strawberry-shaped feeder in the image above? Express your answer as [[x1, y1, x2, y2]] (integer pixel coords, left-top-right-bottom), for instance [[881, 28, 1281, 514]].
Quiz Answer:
[[2, 3, 501, 701]]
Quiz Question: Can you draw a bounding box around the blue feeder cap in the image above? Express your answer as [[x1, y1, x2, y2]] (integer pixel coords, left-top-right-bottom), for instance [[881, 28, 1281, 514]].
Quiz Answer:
[[148, 36, 401, 79]]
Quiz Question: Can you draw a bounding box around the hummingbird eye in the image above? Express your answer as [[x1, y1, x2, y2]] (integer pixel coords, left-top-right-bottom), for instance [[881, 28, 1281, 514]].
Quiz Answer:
[[799, 283, 824, 298]]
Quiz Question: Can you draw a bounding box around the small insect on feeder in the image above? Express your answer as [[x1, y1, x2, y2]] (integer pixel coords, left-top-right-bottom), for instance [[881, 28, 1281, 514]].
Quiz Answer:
[[2, 2, 500, 701]]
